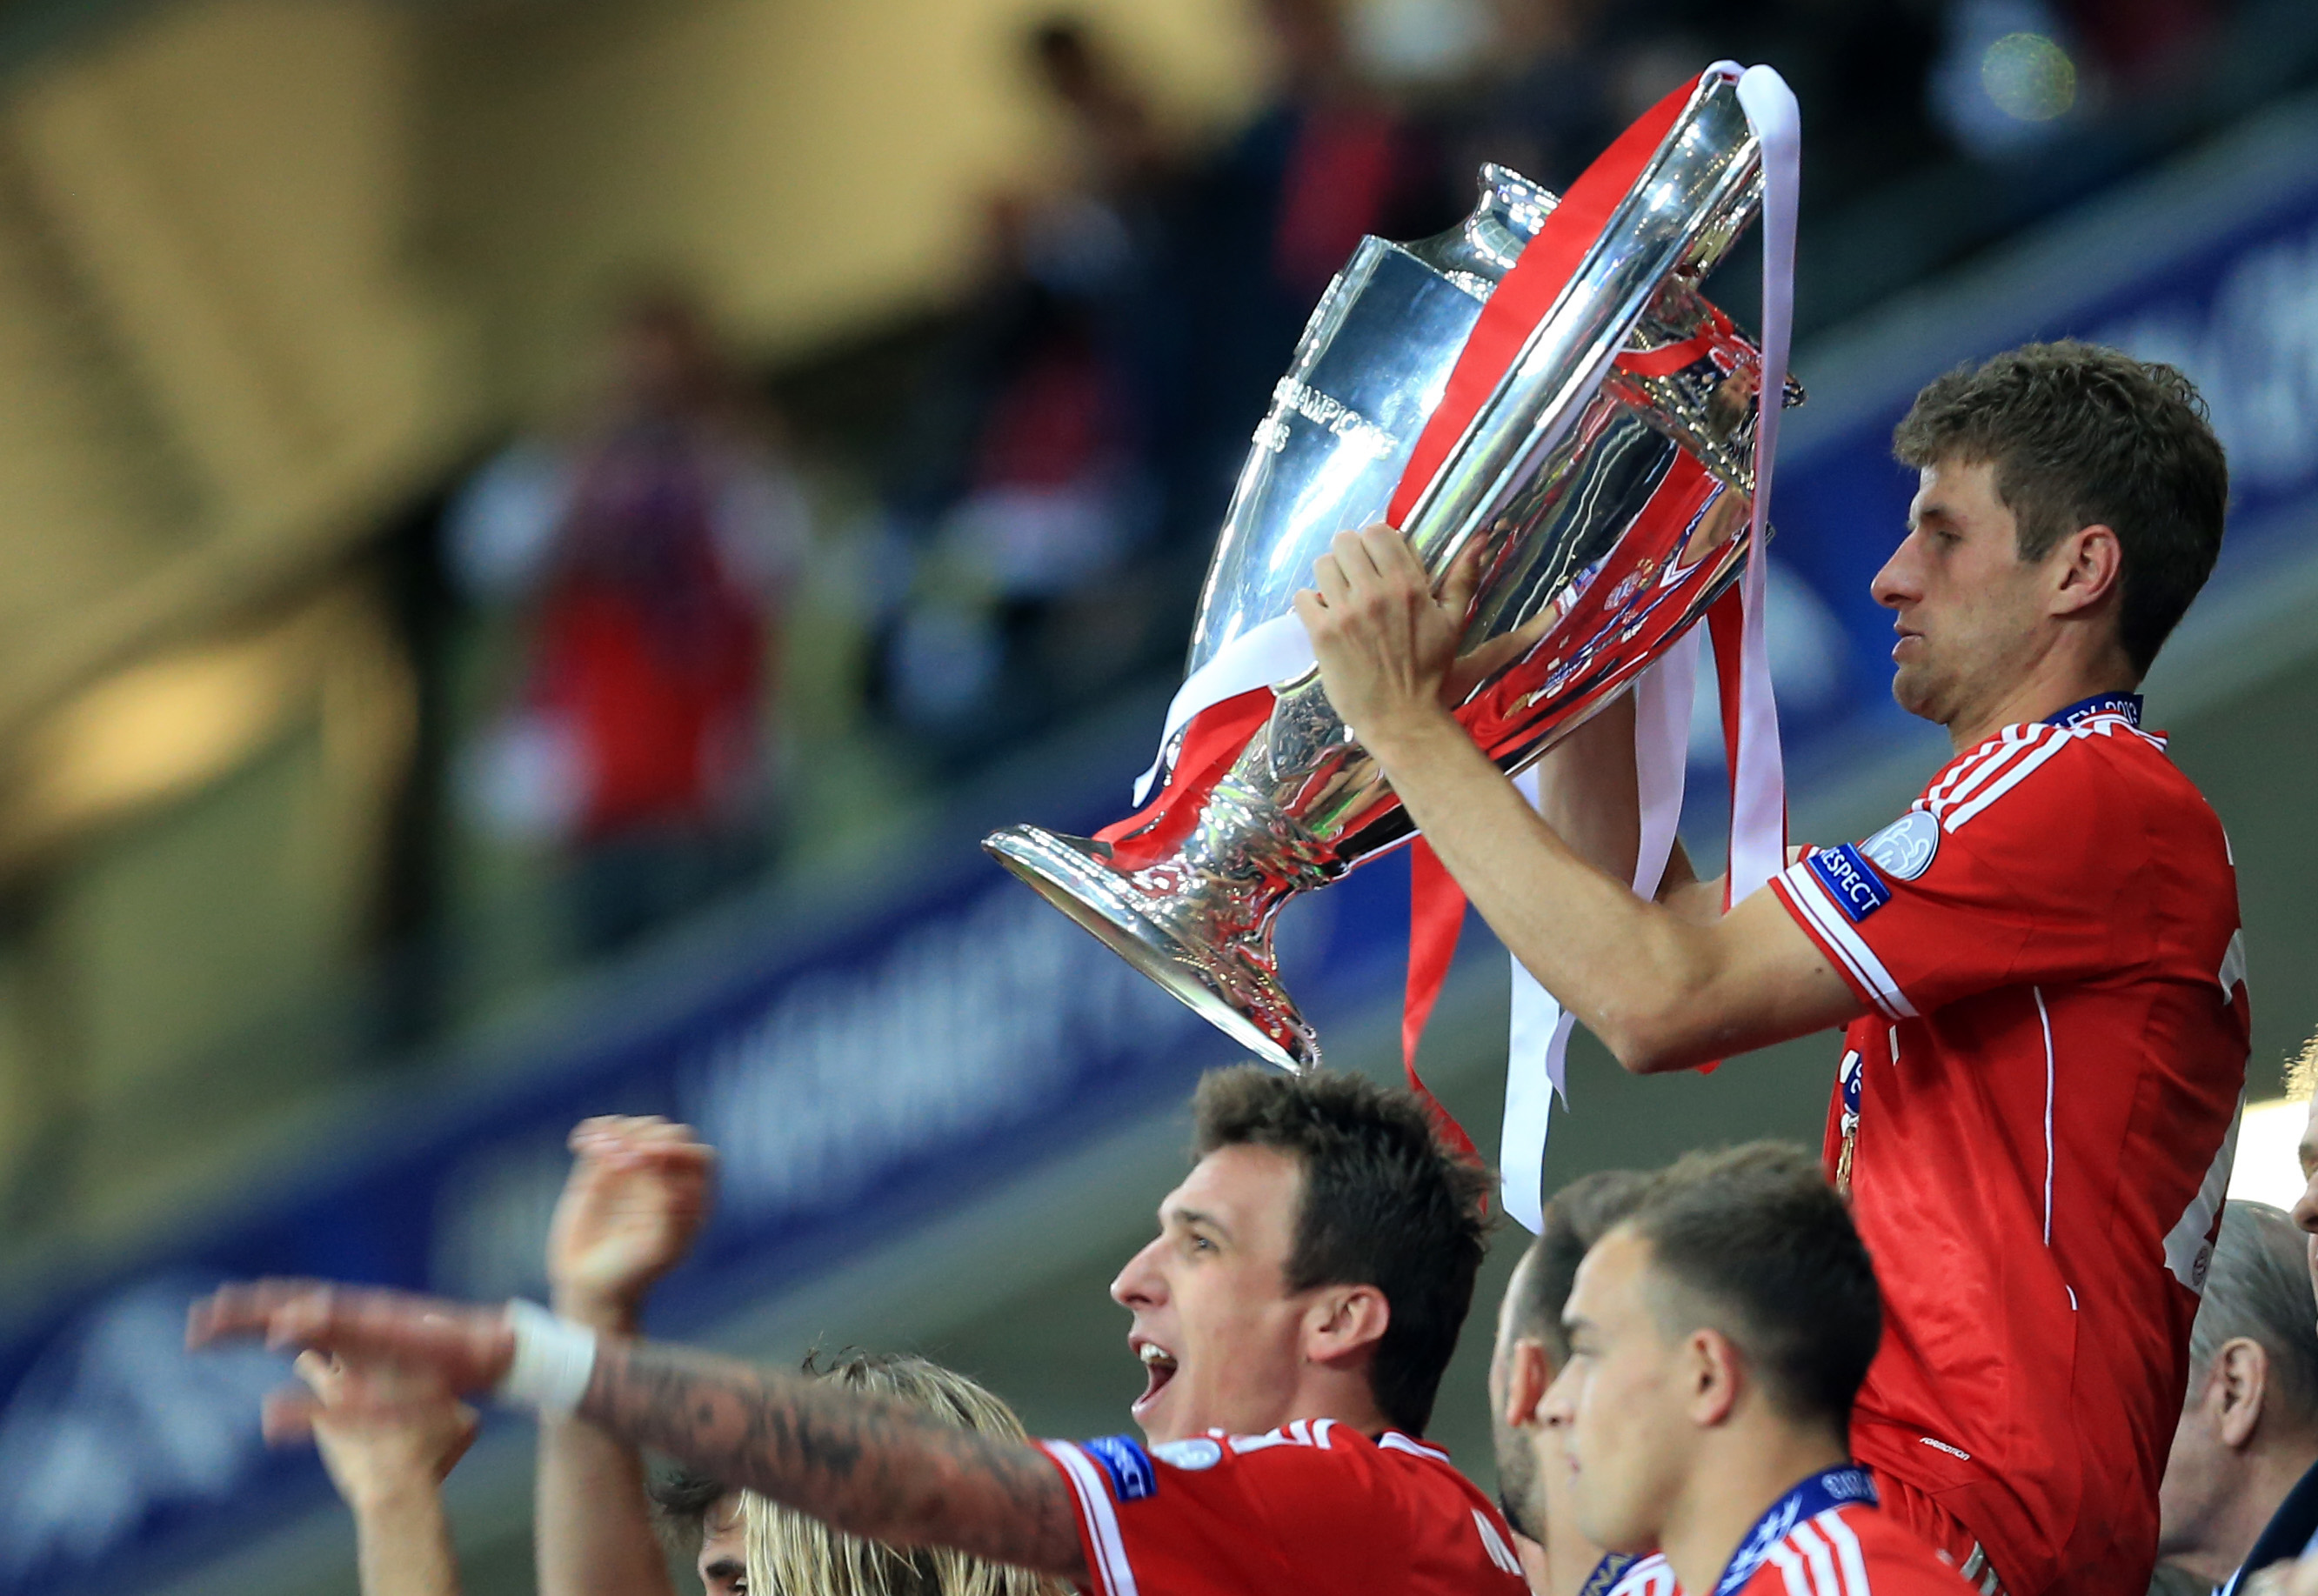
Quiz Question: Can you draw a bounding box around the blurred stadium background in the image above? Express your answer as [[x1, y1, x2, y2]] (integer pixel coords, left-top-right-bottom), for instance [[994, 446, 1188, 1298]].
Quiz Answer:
[[0, 0, 2315, 1592]]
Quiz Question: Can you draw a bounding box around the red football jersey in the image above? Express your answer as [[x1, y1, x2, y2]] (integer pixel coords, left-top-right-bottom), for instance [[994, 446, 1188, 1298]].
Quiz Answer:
[[1718, 1502, 1981, 1596], [1039, 1421, 1531, 1595], [1769, 701, 2249, 1596]]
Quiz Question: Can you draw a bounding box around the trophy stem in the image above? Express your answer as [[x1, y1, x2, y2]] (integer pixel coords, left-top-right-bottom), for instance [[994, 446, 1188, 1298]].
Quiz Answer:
[[982, 818, 1326, 1074]]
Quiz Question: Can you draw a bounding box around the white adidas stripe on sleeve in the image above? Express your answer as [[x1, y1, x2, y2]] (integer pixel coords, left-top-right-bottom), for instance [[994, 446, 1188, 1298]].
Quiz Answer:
[[1039, 1441, 1140, 1596]]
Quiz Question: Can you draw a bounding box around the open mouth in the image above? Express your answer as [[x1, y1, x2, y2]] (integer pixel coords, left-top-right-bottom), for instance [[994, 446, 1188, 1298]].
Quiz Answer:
[[1132, 1338, 1179, 1414]]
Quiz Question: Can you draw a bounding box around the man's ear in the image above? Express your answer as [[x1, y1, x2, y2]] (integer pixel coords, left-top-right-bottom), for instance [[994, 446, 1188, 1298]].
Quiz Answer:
[[1304, 1285, 1391, 1368], [1502, 1338, 1555, 1431], [2047, 524, 2123, 618], [1682, 1326, 1743, 1429], [2216, 1337, 2274, 1450]]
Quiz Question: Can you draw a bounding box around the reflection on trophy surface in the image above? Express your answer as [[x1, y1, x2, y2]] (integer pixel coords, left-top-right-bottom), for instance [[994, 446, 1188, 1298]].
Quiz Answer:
[[985, 72, 1800, 1074]]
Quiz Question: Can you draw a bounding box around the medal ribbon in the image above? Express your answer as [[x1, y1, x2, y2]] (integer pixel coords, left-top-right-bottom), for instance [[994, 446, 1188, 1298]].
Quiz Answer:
[[2046, 691, 2143, 727], [1713, 1466, 1878, 1596]]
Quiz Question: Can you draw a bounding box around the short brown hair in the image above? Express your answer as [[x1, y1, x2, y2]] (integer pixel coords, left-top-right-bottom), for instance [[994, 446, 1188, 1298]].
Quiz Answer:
[[1619, 1143, 1880, 1436], [1892, 340, 2228, 675], [1508, 1169, 1650, 1364], [1193, 1065, 1492, 1435]]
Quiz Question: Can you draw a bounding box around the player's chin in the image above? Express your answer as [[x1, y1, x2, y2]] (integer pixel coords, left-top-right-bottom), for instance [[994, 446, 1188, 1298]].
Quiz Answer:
[[1888, 663, 1940, 721]]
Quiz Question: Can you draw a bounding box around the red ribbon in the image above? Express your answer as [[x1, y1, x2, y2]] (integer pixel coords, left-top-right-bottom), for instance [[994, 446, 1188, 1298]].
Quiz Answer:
[[1395, 77, 1701, 1148], [1385, 77, 1702, 530], [1093, 686, 1276, 869], [1402, 840, 1478, 1161]]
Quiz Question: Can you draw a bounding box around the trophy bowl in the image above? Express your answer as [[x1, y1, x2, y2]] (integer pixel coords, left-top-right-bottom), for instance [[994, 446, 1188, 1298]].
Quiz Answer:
[[985, 71, 1797, 1072]]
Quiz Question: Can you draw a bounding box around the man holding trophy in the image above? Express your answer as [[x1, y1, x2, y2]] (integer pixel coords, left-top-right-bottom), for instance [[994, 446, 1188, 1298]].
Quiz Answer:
[[1298, 342, 2247, 1596]]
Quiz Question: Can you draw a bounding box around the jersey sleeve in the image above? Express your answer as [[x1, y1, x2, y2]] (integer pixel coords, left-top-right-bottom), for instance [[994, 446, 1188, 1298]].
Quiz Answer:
[[1768, 731, 2136, 1022], [1038, 1430, 1403, 1595]]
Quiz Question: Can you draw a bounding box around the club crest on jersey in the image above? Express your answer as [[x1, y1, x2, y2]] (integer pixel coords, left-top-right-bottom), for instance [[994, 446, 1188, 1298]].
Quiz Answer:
[[1807, 843, 1891, 923], [1083, 1434, 1159, 1502], [1152, 1437, 1224, 1470], [1858, 810, 1940, 881]]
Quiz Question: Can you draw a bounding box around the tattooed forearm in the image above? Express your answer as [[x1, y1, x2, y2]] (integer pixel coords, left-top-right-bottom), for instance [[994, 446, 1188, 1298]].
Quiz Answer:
[[579, 1338, 1087, 1582]]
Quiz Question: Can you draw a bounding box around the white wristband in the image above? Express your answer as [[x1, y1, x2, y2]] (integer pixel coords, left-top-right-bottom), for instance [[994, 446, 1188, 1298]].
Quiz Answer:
[[495, 1299, 598, 1419]]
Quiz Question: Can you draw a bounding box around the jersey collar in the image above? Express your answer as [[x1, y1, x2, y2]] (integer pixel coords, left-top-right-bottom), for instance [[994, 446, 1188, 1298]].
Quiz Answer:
[[2045, 691, 2143, 728], [1713, 1466, 1878, 1596]]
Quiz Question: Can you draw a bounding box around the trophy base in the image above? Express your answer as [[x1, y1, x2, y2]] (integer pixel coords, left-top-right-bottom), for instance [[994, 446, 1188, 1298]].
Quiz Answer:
[[982, 823, 1320, 1075]]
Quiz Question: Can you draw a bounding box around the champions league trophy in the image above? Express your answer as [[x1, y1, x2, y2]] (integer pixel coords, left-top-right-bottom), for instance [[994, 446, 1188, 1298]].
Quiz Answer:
[[985, 72, 1799, 1073]]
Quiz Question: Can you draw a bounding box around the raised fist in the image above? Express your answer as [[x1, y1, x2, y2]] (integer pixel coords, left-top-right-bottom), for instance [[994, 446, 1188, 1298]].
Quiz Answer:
[[544, 1116, 716, 1330]]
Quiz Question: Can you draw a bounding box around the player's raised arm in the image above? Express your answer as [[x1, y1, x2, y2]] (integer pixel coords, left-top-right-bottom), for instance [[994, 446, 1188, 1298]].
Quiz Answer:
[[538, 1118, 716, 1596], [265, 1351, 478, 1596], [190, 1284, 1091, 1585], [1295, 524, 1859, 1072]]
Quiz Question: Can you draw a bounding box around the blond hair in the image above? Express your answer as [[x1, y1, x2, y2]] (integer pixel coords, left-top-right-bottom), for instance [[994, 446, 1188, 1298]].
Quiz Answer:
[[2288, 1030, 2318, 1105], [743, 1351, 1062, 1596]]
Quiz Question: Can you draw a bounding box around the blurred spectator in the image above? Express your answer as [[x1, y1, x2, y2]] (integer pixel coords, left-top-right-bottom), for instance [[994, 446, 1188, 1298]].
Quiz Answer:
[[876, 17, 1179, 750], [2158, 1201, 2318, 1594], [1755, 0, 1946, 205], [1449, 0, 1620, 192], [450, 290, 805, 955], [1167, 0, 1460, 544], [2061, 0, 2223, 89]]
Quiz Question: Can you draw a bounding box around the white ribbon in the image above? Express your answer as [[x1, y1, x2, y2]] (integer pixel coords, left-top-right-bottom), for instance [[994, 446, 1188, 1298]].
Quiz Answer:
[[1502, 631, 1700, 1232], [1499, 63, 1800, 1232], [1727, 63, 1799, 904]]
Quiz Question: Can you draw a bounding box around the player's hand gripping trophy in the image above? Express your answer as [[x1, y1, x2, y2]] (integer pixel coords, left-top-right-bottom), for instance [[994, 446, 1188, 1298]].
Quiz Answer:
[[985, 69, 1800, 1072]]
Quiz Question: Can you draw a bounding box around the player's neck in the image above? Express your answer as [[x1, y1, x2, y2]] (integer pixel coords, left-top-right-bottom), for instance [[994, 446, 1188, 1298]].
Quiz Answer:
[[2174, 1442, 2318, 1587], [1947, 654, 2140, 753], [1540, 1526, 1610, 1596], [1271, 1370, 1396, 1439], [1659, 1424, 1851, 1596]]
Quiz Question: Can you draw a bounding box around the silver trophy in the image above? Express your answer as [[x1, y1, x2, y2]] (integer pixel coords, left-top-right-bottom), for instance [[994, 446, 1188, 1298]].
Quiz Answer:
[[985, 73, 1796, 1072]]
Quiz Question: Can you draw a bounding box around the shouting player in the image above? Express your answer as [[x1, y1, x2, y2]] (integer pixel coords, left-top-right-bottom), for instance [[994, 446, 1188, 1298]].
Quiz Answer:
[[1546, 1143, 1973, 1595], [1295, 341, 2248, 1596], [191, 1067, 1531, 1596]]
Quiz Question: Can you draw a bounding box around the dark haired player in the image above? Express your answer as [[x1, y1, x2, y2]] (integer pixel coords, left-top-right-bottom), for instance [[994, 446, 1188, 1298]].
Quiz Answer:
[[1487, 1169, 1673, 1596], [191, 1066, 1528, 1596], [1298, 342, 2249, 1596], [1544, 1143, 1973, 1595]]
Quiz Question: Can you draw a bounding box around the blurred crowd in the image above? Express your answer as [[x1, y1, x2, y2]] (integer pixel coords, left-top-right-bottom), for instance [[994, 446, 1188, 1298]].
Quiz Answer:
[[432, 0, 2265, 958]]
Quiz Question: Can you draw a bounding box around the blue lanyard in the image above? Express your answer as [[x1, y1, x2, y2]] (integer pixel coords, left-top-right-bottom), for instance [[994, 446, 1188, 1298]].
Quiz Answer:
[[1580, 1554, 1634, 1595], [2046, 691, 2142, 728], [1713, 1466, 1879, 1596]]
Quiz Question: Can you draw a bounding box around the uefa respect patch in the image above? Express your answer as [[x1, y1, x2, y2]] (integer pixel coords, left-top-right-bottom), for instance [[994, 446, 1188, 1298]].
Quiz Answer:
[[1082, 1434, 1159, 1502], [1807, 843, 1892, 924]]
